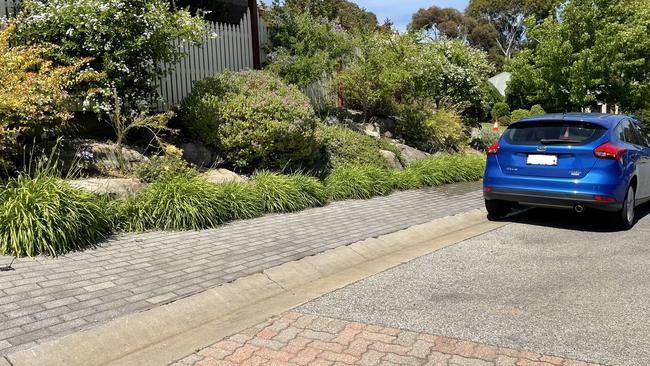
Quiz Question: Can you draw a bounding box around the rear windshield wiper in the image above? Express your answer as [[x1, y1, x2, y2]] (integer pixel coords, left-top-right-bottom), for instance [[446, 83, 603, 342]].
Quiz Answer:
[[539, 139, 582, 145]]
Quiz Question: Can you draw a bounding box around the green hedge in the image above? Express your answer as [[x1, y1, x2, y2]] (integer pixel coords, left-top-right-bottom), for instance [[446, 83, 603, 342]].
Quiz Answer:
[[1, 154, 486, 256]]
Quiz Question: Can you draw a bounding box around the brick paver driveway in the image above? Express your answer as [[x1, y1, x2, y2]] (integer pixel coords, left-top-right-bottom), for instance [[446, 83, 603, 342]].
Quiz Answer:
[[0, 182, 482, 355], [173, 312, 600, 366]]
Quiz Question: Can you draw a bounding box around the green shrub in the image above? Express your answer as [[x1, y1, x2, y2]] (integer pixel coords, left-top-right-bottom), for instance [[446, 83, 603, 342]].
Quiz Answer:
[[409, 40, 495, 115], [0, 23, 88, 169], [325, 165, 393, 200], [116, 175, 228, 232], [491, 102, 510, 121], [499, 115, 512, 126], [252, 172, 326, 213], [395, 102, 432, 150], [179, 70, 320, 171], [266, 11, 353, 87], [337, 31, 412, 118], [134, 155, 197, 183], [0, 173, 110, 257], [511, 108, 531, 122], [471, 129, 500, 151], [396, 105, 468, 152], [423, 109, 469, 152], [530, 104, 546, 116], [409, 154, 485, 187], [316, 123, 388, 170]]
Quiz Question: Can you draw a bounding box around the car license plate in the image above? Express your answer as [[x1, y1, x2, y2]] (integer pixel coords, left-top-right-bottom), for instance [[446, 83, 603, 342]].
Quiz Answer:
[[527, 154, 557, 166]]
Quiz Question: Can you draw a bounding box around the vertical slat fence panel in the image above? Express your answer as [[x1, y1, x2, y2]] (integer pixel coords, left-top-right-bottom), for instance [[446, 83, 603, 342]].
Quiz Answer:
[[1, 0, 18, 20]]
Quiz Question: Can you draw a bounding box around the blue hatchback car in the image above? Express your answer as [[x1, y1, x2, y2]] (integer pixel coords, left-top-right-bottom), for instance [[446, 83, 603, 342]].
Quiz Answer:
[[484, 113, 650, 229]]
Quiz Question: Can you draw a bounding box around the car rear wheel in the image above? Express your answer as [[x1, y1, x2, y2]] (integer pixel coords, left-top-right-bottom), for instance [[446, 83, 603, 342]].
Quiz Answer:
[[485, 199, 511, 219], [616, 185, 636, 230]]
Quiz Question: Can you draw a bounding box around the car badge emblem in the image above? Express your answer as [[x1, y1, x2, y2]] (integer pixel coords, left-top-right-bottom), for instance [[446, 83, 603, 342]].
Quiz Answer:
[[536, 146, 547, 152]]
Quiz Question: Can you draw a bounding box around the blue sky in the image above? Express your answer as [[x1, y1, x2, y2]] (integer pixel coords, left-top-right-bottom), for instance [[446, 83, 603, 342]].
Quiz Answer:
[[354, 0, 470, 31]]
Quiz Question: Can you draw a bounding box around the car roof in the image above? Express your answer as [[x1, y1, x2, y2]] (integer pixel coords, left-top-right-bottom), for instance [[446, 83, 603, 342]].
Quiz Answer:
[[514, 113, 631, 128]]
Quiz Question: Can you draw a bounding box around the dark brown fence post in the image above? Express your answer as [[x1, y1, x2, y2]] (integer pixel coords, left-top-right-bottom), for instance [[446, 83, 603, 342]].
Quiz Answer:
[[249, 0, 261, 70]]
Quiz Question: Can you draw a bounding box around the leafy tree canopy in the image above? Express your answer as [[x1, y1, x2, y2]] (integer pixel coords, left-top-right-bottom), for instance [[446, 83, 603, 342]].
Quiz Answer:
[[266, 2, 353, 87], [506, 0, 650, 113], [408, 6, 502, 68], [467, 0, 554, 59], [279, 0, 378, 31]]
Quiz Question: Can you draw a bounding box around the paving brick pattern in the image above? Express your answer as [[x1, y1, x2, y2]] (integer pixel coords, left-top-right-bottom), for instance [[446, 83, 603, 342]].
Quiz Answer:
[[172, 311, 602, 366], [0, 182, 483, 356]]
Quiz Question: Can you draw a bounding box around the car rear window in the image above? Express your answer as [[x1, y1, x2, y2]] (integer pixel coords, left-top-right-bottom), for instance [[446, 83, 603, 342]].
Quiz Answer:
[[503, 121, 607, 146]]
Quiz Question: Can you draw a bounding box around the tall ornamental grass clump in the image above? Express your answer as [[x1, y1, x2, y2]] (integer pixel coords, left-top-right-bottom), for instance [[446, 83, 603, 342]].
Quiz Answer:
[[0, 172, 110, 257], [213, 182, 264, 221], [114, 178, 266, 232], [325, 165, 393, 200], [252, 172, 327, 213], [106, 155, 486, 235], [391, 168, 426, 190], [115, 175, 230, 232], [408, 154, 485, 187]]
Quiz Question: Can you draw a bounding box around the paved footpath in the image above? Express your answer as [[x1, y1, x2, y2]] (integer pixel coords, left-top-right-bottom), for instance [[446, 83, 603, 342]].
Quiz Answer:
[[173, 311, 600, 366], [0, 182, 482, 356]]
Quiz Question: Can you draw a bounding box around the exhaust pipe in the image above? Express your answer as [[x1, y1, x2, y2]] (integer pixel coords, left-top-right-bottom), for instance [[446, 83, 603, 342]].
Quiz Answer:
[[574, 204, 585, 213]]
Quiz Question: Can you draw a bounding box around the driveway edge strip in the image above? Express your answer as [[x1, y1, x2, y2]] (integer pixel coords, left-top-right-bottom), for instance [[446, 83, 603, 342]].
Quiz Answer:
[[6, 208, 507, 366]]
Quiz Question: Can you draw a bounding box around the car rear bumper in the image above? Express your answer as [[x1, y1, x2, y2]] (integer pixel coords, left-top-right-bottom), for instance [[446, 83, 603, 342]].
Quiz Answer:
[[484, 188, 622, 212]]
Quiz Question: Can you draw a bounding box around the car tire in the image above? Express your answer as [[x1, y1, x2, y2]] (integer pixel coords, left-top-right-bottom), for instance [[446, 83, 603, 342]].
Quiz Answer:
[[616, 185, 636, 230], [485, 199, 511, 219]]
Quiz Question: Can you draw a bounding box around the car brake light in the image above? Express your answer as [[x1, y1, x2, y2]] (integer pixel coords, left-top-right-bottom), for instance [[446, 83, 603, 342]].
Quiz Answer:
[[594, 142, 626, 160], [594, 195, 617, 203], [484, 187, 493, 193], [487, 142, 499, 155]]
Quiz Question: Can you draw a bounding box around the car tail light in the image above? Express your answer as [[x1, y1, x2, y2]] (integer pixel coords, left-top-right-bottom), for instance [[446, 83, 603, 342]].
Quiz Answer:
[[487, 142, 500, 155], [483, 187, 493, 193], [594, 195, 617, 203], [594, 142, 626, 160]]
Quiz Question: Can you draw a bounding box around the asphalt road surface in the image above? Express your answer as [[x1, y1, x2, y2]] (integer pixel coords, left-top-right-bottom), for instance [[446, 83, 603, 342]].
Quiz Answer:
[[299, 206, 650, 366]]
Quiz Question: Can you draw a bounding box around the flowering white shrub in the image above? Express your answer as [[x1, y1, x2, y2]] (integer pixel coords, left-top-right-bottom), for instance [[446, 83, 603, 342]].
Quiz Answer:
[[15, 0, 210, 115]]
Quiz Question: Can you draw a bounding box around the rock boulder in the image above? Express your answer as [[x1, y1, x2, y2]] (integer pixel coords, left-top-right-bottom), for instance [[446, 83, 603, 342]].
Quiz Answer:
[[379, 150, 403, 170], [69, 178, 146, 198], [202, 169, 247, 184], [69, 139, 148, 173], [391, 143, 430, 166]]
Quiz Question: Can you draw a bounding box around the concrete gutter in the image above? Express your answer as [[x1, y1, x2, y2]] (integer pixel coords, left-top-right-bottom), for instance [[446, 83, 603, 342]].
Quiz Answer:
[[6, 209, 507, 366]]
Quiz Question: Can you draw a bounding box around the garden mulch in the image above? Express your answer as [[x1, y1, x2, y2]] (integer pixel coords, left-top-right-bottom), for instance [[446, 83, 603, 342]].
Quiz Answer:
[[0, 181, 482, 356]]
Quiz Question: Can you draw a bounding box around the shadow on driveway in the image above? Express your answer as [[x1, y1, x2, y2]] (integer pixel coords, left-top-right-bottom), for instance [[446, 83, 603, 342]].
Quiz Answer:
[[493, 202, 650, 233]]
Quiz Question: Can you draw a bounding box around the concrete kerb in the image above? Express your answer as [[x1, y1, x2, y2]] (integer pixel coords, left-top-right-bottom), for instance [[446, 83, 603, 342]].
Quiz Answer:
[[6, 208, 507, 366]]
